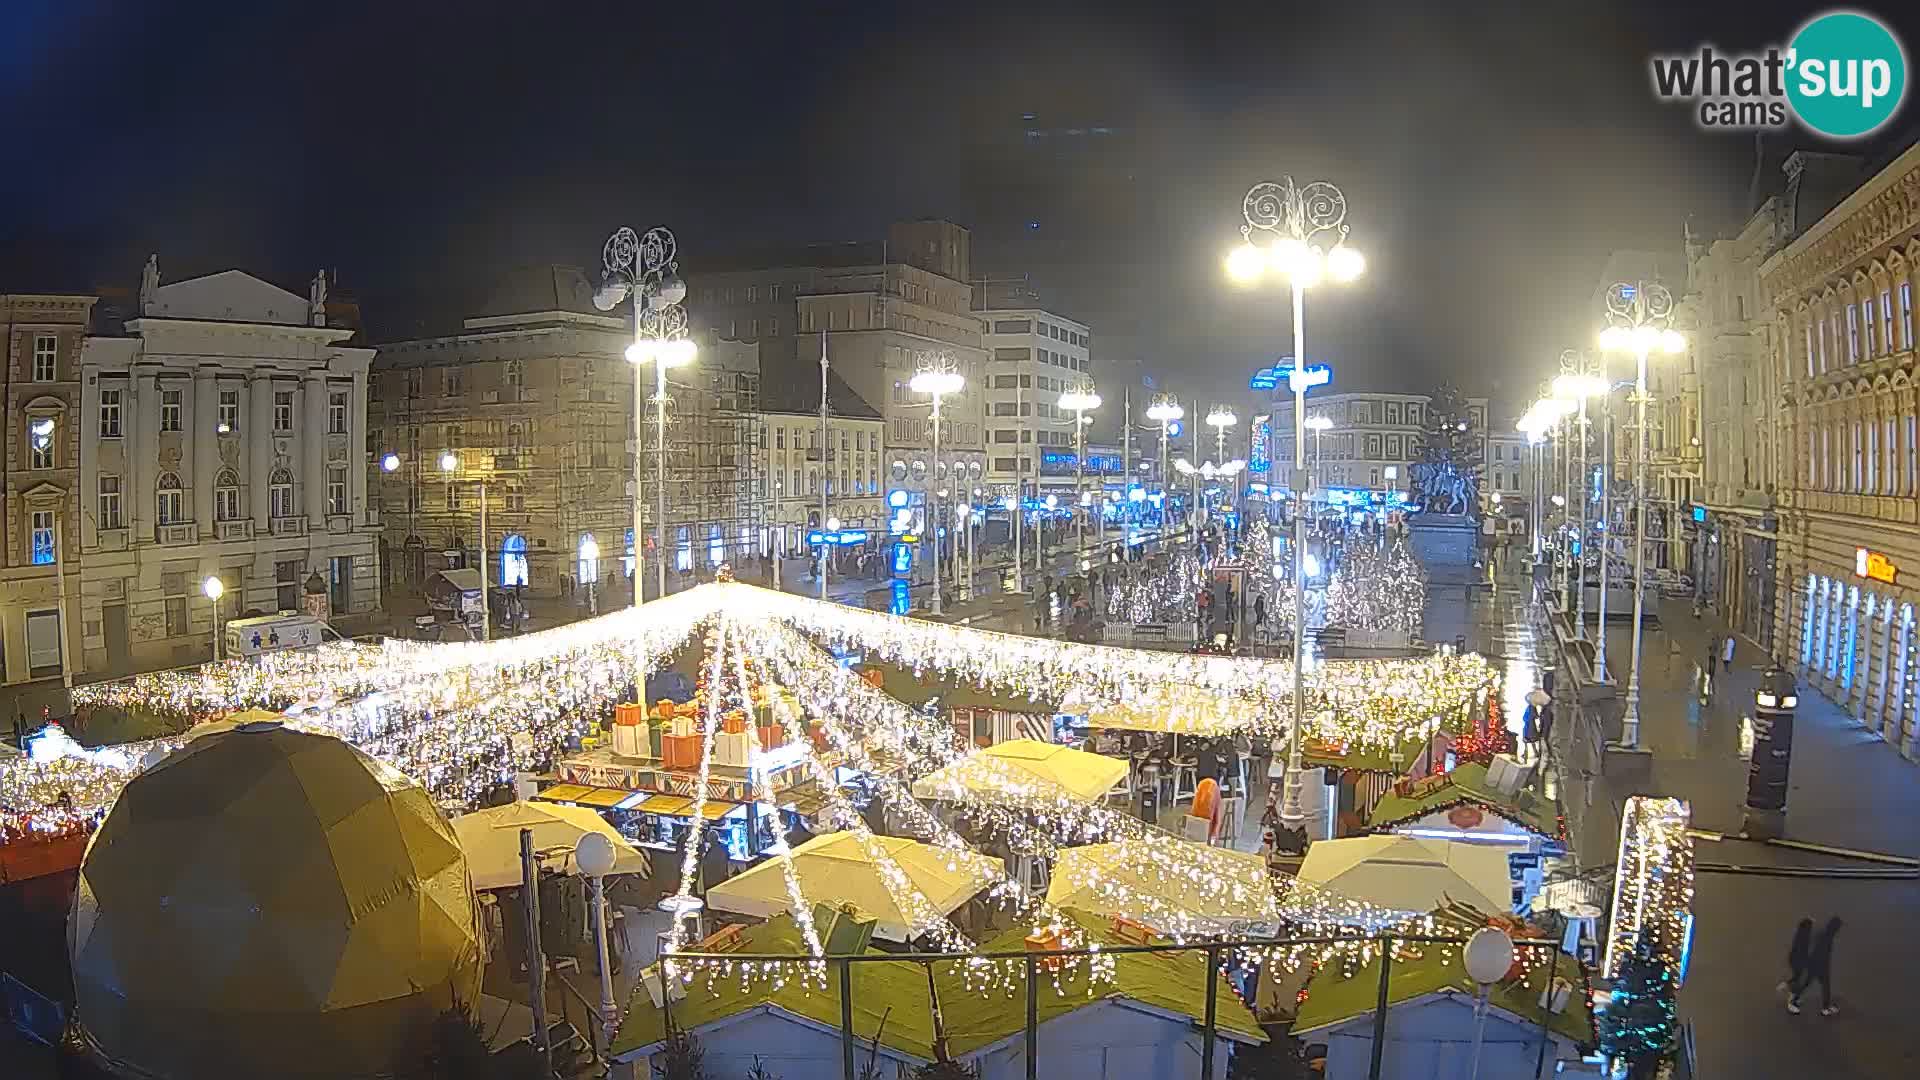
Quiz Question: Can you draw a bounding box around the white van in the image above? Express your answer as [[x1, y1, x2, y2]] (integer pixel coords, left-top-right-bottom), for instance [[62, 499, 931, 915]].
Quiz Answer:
[[223, 613, 343, 658]]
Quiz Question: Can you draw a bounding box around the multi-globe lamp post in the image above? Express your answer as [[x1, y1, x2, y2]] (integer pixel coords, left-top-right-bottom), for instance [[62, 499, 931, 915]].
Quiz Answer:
[[910, 357, 964, 617], [1145, 397, 1184, 534], [1057, 384, 1102, 559], [1206, 406, 1238, 526], [1551, 365, 1606, 641], [1226, 176, 1364, 832], [595, 225, 695, 604], [1599, 281, 1686, 748]]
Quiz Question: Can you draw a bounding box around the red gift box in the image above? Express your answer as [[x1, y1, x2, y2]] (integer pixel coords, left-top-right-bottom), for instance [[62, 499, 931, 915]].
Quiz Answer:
[[756, 723, 786, 748], [808, 723, 831, 753], [722, 713, 748, 735], [615, 702, 644, 727], [662, 733, 702, 770]]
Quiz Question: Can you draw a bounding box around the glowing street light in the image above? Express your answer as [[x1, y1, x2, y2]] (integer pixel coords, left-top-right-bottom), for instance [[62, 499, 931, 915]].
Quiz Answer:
[[380, 452, 401, 473], [910, 358, 965, 616], [1057, 385, 1102, 556], [579, 536, 601, 615], [203, 576, 225, 662], [1598, 280, 1686, 748], [1230, 175, 1363, 834]]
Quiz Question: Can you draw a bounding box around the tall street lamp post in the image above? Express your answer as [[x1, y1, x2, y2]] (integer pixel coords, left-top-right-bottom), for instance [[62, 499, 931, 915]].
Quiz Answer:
[[440, 451, 489, 642], [1146, 396, 1183, 539], [203, 576, 225, 662], [911, 358, 964, 617], [1228, 176, 1364, 832], [580, 536, 601, 615], [1058, 385, 1102, 558], [1304, 415, 1332, 493], [1207, 406, 1238, 527], [1599, 281, 1686, 747], [1553, 366, 1605, 640], [596, 225, 693, 605]]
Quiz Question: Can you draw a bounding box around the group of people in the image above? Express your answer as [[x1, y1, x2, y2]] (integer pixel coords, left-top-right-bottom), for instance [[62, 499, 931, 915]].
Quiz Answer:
[[1030, 570, 1105, 642], [1780, 916, 1845, 1015]]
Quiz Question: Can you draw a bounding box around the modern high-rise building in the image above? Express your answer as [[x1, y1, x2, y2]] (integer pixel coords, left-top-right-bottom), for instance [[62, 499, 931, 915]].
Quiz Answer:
[[975, 276, 1095, 501]]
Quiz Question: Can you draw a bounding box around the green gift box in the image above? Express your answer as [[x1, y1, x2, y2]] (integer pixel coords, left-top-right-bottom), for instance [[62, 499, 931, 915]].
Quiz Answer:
[[812, 902, 876, 955]]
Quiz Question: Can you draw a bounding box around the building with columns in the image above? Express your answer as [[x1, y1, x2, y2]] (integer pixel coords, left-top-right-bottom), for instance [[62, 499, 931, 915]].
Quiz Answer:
[[2, 293, 96, 700], [75, 267, 379, 674], [1763, 141, 1920, 759]]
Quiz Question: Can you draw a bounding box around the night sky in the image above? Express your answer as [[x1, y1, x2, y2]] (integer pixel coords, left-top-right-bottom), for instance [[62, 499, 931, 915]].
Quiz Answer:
[[4, 0, 1916, 416]]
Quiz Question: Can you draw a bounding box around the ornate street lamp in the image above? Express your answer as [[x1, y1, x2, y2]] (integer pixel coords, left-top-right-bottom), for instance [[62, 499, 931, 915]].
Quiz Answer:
[[910, 355, 964, 617], [1057, 384, 1102, 557], [596, 225, 694, 604], [1227, 176, 1364, 833]]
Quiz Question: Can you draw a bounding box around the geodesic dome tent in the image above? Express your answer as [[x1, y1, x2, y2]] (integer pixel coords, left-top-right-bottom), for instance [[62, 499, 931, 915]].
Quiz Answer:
[[69, 722, 482, 1079]]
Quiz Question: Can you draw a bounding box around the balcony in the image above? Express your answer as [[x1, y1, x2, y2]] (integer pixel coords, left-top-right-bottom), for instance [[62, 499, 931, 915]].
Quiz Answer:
[[494, 454, 525, 471], [269, 515, 309, 537], [805, 448, 836, 462], [326, 514, 353, 534], [157, 522, 199, 547], [96, 527, 129, 552], [215, 519, 254, 541]]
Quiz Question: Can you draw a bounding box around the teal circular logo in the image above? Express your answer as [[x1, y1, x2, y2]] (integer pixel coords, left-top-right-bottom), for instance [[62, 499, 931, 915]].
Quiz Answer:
[[1787, 11, 1907, 138]]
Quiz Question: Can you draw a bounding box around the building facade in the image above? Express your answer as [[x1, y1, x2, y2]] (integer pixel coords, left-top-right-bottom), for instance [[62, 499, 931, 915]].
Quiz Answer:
[[1681, 196, 1793, 648], [2, 293, 95, 697], [759, 369, 885, 558], [1270, 392, 1489, 500], [978, 305, 1093, 499], [370, 267, 765, 599], [1484, 431, 1534, 506], [1763, 141, 1920, 759], [76, 268, 380, 674]]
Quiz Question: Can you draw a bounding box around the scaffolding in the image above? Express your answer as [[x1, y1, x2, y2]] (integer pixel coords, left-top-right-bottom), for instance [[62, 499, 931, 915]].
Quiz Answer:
[[647, 339, 765, 579]]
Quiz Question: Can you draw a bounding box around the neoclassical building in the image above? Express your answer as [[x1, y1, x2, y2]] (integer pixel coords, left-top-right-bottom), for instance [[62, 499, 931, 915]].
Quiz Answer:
[[1763, 143, 1920, 759]]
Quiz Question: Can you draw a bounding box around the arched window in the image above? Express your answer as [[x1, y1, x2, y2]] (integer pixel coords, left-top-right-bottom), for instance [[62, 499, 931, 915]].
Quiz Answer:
[[269, 467, 295, 520], [506, 423, 525, 452], [155, 472, 184, 525], [501, 533, 529, 587], [506, 360, 525, 392], [214, 468, 241, 522]]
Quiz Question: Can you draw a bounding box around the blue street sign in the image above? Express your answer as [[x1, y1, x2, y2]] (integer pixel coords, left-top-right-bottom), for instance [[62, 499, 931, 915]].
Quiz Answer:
[[808, 530, 870, 547], [1276, 363, 1333, 392], [1168, 419, 1183, 438]]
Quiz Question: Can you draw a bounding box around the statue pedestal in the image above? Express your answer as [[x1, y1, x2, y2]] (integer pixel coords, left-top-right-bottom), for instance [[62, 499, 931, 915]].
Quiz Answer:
[[1406, 513, 1479, 587]]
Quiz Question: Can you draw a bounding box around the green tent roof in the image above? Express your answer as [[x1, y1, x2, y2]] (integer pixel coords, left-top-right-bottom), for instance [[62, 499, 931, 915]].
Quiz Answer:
[[611, 908, 1264, 1060], [1292, 944, 1595, 1049], [1302, 732, 1432, 774], [1364, 763, 1562, 839]]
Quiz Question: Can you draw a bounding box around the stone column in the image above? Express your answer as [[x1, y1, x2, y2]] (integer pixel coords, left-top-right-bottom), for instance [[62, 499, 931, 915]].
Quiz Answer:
[[349, 371, 369, 524], [132, 369, 158, 543], [193, 369, 216, 528], [250, 372, 273, 531], [303, 373, 327, 524]]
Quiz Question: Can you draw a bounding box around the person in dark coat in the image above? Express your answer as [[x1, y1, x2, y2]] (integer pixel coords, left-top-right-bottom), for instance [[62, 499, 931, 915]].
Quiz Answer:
[[1789, 916, 1843, 1015], [1778, 917, 1813, 997]]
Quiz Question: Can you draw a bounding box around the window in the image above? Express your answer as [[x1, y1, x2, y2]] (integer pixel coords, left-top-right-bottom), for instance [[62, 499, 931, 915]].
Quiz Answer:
[[28, 417, 55, 469], [99, 388, 122, 437], [993, 319, 1031, 334], [329, 391, 349, 434], [746, 285, 758, 302], [98, 475, 123, 530], [1806, 321, 1816, 376], [328, 466, 348, 515], [775, 428, 785, 449], [1818, 313, 1830, 371], [165, 596, 188, 638], [1903, 284, 1915, 351], [218, 389, 239, 433], [505, 360, 525, 392], [770, 284, 783, 302], [160, 388, 182, 432], [269, 468, 295, 519], [444, 367, 464, 397], [1847, 303, 1860, 362], [444, 483, 459, 511], [505, 486, 525, 512], [31, 334, 56, 382], [1883, 289, 1897, 352], [214, 469, 239, 522], [274, 391, 294, 432], [1864, 297, 1879, 357], [156, 473, 184, 525], [30, 511, 54, 566]]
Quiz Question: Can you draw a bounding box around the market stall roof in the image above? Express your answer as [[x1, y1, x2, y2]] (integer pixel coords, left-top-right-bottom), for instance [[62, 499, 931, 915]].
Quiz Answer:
[[1046, 839, 1280, 934], [452, 801, 650, 890], [910, 739, 1128, 806], [1292, 942, 1595, 1048], [610, 908, 1263, 1061], [865, 662, 1058, 713], [1296, 835, 1510, 916], [431, 568, 483, 593], [1302, 732, 1434, 774], [1074, 684, 1262, 735], [1365, 762, 1562, 839], [704, 830, 1003, 942]]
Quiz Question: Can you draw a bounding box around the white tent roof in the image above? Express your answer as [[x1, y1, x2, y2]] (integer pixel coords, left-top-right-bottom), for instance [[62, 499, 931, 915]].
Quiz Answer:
[[1296, 835, 1510, 916], [452, 801, 650, 890]]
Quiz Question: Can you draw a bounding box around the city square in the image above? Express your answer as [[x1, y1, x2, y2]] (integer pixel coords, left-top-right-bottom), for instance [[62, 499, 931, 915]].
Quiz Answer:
[[4, 4, 1920, 1079]]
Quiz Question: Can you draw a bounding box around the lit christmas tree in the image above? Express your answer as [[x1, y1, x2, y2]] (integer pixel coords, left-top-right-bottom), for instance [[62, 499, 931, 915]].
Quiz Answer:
[[1599, 931, 1677, 1080], [1323, 538, 1426, 635]]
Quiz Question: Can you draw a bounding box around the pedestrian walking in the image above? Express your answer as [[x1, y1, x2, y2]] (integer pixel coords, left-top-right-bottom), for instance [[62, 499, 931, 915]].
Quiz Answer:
[[1778, 917, 1813, 998], [1721, 632, 1737, 673], [1788, 916, 1843, 1015]]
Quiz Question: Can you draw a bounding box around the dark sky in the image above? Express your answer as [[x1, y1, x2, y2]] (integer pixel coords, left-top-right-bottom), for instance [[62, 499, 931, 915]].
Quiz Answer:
[[5, 0, 1916, 419]]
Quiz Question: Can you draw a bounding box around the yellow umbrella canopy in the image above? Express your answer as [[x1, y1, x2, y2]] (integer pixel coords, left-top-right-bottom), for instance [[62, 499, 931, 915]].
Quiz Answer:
[[1296, 835, 1512, 917], [452, 800, 651, 890], [704, 830, 1004, 942], [69, 723, 482, 1080], [910, 738, 1128, 805], [1046, 839, 1281, 935], [1079, 685, 1262, 735]]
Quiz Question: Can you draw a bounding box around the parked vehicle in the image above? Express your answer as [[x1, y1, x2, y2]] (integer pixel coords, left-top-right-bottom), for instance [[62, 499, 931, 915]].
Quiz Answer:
[[222, 613, 342, 658]]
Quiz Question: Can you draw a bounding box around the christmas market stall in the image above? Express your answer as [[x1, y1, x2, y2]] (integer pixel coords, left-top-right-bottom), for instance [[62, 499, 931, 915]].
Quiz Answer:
[[861, 662, 1065, 748], [1297, 835, 1515, 920], [704, 830, 1004, 943], [1045, 838, 1280, 937]]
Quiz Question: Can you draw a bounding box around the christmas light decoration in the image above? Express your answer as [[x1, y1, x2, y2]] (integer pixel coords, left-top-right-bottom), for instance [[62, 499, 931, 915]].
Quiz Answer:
[[1603, 797, 1693, 981], [1323, 537, 1426, 636]]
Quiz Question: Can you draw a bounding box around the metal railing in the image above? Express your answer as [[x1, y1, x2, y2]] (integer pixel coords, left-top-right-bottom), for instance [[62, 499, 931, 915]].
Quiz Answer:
[[656, 931, 1579, 1080]]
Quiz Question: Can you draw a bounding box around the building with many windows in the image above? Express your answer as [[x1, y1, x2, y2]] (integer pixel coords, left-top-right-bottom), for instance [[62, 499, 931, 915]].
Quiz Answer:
[[977, 291, 1093, 500], [75, 266, 380, 674], [1764, 141, 1920, 758], [2, 293, 95, 698], [1269, 392, 1489, 499], [758, 369, 885, 559]]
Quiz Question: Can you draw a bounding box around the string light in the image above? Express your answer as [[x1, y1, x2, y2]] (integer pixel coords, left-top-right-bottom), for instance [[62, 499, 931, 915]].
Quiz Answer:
[[1603, 796, 1693, 980]]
